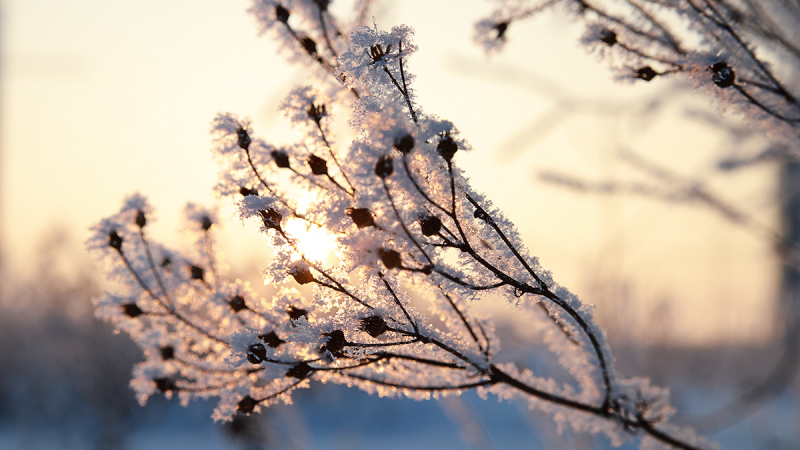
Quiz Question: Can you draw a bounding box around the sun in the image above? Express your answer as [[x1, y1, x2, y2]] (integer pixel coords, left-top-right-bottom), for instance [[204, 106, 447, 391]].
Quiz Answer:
[[283, 218, 337, 263]]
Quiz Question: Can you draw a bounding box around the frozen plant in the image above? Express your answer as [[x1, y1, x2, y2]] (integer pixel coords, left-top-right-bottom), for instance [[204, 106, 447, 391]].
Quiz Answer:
[[475, 0, 800, 142], [90, 2, 713, 449]]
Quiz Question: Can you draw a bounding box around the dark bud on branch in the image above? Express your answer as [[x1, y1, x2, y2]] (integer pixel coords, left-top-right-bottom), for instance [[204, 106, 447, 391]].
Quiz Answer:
[[474, 208, 491, 223], [259, 331, 286, 348], [136, 210, 147, 228], [286, 362, 313, 379], [300, 36, 317, 56], [161, 257, 172, 268], [275, 4, 290, 23], [375, 155, 393, 179], [108, 231, 123, 251], [419, 214, 442, 237], [237, 396, 258, 414], [287, 306, 309, 322], [307, 103, 327, 125], [710, 62, 735, 88], [229, 295, 248, 312], [236, 127, 251, 151], [308, 154, 329, 175], [313, 0, 330, 12], [394, 133, 415, 154], [160, 346, 175, 360], [599, 29, 616, 46], [190, 265, 205, 281], [246, 343, 268, 364], [437, 135, 458, 162], [259, 208, 282, 230], [378, 248, 402, 269], [321, 330, 345, 355], [635, 67, 657, 81], [494, 21, 509, 40], [122, 303, 143, 318], [289, 265, 314, 285], [154, 377, 177, 393], [239, 187, 258, 197], [271, 150, 291, 168], [346, 208, 376, 228], [201, 215, 213, 231], [360, 315, 388, 338]]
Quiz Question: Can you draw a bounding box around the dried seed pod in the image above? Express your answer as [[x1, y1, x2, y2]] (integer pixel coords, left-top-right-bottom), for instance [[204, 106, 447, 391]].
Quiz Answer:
[[289, 265, 314, 285], [271, 150, 291, 168], [308, 155, 328, 175], [239, 186, 258, 196], [360, 315, 388, 338], [201, 215, 213, 231], [160, 256, 171, 268], [154, 377, 177, 393], [246, 343, 267, 364], [287, 306, 309, 321], [375, 155, 393, 179], [259, 208, 282, 230], [135, 210, 147, 228], [394, 133, 414, 154], [300, 36, 317, 56], [346, 208, 375, 228], [378, 248, 402, 269], [236, 127, 251, 150], [474, 208, 490, 223], [599, 29, 616, 46], [307, 103, 327, 125], [321, 330, 345, 354], [190, 265, 205, 281], [286, 362, 313, 379], [237, 395, 258, 414], [635, 67, 657, 81], [229, 295, 248, 312], [259, 331, 286, 348], [494, 21, 509, 40], [275, 4, 290, 23], [419, 214, 442, 236], [108, 231, 123, 251], [437, 135, 458, 162], [160, 346, 175, 360], [710, 62, 735, 88], [122, 303, 143, 318]]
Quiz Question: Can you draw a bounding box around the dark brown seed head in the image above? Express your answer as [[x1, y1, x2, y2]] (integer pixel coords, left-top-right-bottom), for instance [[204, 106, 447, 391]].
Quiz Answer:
[[378, 248, 402, 269], [271, 150, 291, 168], [307, 154, 328, 175], [494, 21, 509, 40], [161, 256, 172, 268], [122, 303, 143, 318], [635, 67, 657, 81], [190, 265, 205, 281], [346, 208, 375, 228], [307, 103, 327, 125], [375, 155, 393, 179], [313, 0, 330, 12], [360, 315, 388, 338], [321, 330, 345, 355], [237, 395, 258, 414], [154, 377, 177, 393], [259, 331, 286, 348], [259, 208, 283, 230], [419, 214, 442, 237], [286, 362, 313, 379], [394, 133, 415, 154], [229, 295, 248, 312], [599, 29, 616, 46], [710, 62, 735, 88], [300, 36, 317, 56], [160, 346, 175, 360], [237, 127, 251, 151], [201, 215, 213, 231], [289, 265, 314, 285], [246, 343, 267, 364], [437, 135, 458, 162], [287, 306, 309, 321], [108, 231, 123, 251], [275, 4, 290, 23], [135, 210, 147, 228], [239, 187, 258, 197]]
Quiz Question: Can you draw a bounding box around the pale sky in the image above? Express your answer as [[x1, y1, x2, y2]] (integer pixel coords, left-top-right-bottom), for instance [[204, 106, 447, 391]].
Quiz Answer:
[[0, 0, 779, 345]]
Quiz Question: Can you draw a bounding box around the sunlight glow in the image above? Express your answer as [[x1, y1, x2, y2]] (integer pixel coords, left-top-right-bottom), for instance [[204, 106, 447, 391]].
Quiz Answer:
[[283, 218, 337, 262]]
